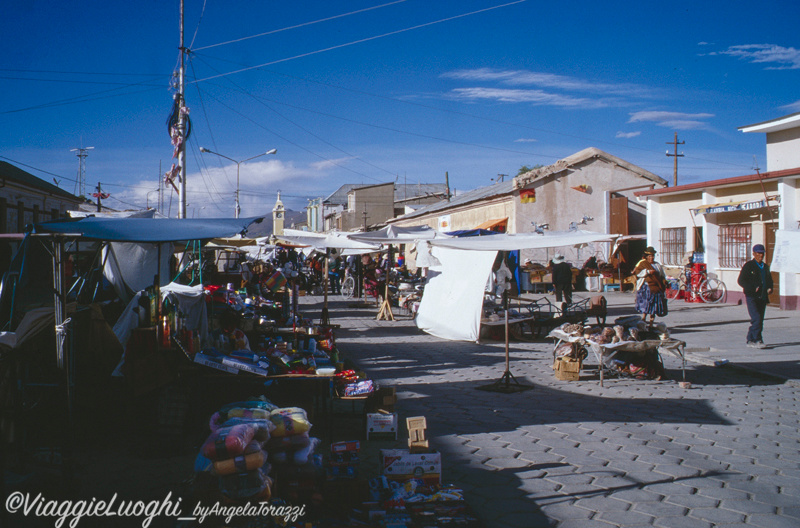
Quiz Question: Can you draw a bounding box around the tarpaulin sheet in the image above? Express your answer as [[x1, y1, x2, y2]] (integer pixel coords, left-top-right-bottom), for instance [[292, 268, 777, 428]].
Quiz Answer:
[[415, 247, 497, 342], [30, 216, 265, 242], [427, 230, 617, 251]]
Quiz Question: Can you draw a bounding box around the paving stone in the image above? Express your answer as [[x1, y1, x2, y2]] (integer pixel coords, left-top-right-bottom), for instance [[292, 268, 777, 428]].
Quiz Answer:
[[743, 513, 800, 528], [631, 501, 688, 517], [538, 502, 594, 520], [689, 507, 746, 524], [608, 488, 665, 503], [719, 498, 777, 515], [653, 514, 713, 528], [484, 457, 533, 470], [573, 496, 631, 513], [596, 509, 656, 525], [663, 493, 719, 508], [473, 446, 522, 458]]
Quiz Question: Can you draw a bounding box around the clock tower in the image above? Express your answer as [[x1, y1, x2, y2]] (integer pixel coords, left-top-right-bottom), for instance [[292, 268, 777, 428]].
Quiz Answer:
[[272, 191, 285, 237]]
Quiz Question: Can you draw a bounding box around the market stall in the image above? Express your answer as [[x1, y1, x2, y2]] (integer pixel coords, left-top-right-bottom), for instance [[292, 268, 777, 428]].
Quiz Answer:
[[548, 317, 686, 386]]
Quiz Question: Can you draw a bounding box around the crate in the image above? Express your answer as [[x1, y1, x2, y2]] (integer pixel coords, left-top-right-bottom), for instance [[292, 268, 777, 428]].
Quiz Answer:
[[553, 356, 581, 381]]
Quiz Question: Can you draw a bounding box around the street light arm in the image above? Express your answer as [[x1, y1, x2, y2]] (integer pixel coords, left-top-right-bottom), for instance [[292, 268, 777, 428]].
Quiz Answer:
[[199, 147, 237, 164], [242, 148, 278, 163]]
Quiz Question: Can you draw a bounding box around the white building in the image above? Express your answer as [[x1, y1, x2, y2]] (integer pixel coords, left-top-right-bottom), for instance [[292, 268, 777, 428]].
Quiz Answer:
[[635, 112, 800, 310]]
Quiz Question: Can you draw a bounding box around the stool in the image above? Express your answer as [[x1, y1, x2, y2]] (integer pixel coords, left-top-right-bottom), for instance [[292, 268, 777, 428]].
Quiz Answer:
[[603, 283, 620, 292]]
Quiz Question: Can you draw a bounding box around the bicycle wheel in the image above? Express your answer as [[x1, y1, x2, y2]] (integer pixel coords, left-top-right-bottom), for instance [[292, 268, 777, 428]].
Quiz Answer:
[[341, 276, 356, 299], [700, 278, 726, 303]]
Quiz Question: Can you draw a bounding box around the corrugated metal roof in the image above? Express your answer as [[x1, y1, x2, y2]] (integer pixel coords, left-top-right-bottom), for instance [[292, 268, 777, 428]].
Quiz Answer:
[[0, 161, 82, 202], [390, 180, 514, 221]]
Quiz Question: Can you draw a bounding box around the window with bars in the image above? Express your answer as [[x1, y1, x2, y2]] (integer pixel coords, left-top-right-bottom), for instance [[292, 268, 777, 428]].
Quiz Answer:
[[659, 227, 686, 266], [719, 224, 751, 268]]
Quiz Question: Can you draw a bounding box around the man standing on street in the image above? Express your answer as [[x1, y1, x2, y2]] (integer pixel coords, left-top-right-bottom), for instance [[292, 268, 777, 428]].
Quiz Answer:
[[737, 244, 773, 349], [551, 254, 573, 310]]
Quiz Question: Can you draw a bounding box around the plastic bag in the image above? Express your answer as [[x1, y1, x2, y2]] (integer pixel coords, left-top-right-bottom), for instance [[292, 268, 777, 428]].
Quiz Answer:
[[268, 407, 312, 437], [201, 421, 271, 461]]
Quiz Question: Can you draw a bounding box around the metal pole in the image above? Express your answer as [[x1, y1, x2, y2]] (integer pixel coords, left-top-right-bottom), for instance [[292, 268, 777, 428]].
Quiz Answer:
[[235, 162, 240, 218], [178, 0, 187, 218]]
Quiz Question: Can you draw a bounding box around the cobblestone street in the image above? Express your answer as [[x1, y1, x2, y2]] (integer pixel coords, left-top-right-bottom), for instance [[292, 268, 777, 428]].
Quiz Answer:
[[329, 295, 800, 528]]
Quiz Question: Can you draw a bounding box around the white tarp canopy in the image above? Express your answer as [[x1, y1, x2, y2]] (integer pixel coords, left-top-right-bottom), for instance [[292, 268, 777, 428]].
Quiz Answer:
[[427, 230, 618, 251], [771, 229, 800, 273], [416, 230, 620, 341], [347, 225, 442, 244], [277, 229, 380, 254]]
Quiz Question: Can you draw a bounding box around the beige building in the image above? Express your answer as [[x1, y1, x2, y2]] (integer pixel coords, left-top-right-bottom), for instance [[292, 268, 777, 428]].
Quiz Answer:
[[390, 147, 667, 264], [635, 112, 800, 310]]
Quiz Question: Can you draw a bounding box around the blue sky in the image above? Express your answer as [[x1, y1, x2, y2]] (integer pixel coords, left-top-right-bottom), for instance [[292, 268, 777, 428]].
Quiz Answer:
[[2, 0, 799, 218]]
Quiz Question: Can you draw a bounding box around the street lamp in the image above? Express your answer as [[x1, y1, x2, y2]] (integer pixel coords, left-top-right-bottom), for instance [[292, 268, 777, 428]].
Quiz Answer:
[[199, 147, 277, 218]]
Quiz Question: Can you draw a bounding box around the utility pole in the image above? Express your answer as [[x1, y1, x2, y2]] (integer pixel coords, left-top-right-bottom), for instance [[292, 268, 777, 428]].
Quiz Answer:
[[70, 146, 94, 197], [177, 0, 187, 218], [666, 132, 684, 187], [445, 171, 451, 202], [362, 205, 368, 231], [93, 182, 109, 212]]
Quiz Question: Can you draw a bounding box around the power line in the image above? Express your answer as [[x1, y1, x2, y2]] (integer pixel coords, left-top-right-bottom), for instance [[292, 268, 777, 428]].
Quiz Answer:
[[190, 0, 527, 84], [193, 0, 409, 51]]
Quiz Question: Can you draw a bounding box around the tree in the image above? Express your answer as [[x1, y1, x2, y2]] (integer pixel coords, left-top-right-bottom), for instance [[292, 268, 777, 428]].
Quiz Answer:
[[517, 164, 544, 176]]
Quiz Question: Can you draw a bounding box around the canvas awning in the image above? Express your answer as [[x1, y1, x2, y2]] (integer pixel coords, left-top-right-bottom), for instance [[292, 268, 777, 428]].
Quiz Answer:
[[29, 216, 266, 242], [474, 217, 508, 231], [347, 225, 440, 244], [427, 230, 617, 251], [691, 199, 769, 216]]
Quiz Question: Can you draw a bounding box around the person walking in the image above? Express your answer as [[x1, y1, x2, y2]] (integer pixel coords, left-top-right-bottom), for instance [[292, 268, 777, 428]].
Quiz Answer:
[[737, 244, 773, 348], [551, 254, 573, 309], [631, 246, 668, 329]]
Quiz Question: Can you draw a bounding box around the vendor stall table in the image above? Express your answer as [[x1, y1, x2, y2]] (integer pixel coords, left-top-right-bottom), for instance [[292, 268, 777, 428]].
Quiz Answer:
[[548, 329, 686, 387]]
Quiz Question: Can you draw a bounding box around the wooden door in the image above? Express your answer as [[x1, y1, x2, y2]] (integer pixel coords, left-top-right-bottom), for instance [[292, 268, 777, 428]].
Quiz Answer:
[[765, 223, 779, 306], [609, 196, 629, 236]]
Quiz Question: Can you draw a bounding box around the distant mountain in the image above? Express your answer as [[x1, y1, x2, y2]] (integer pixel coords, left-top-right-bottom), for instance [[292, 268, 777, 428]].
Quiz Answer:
[[246, 209, 307, 237]]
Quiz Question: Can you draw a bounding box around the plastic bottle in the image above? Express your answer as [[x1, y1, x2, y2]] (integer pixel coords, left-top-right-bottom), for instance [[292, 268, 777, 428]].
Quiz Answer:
[[160, 316, 171, 348]]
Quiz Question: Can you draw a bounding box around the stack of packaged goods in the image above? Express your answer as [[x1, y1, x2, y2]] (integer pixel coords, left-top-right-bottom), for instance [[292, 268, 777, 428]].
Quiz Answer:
[[327, 440, 360, 480], [265, 407, 322, 504], [198, 398, 277, 502], [334, 370, 375, 398]]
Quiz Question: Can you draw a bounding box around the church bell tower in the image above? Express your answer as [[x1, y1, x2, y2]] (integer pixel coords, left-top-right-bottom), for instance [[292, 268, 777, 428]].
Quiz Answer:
[[272, 191, 285, 237]]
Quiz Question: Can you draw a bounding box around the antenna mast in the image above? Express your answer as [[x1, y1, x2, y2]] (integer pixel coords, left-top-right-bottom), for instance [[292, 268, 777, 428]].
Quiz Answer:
[[70, 146, 94, 197]]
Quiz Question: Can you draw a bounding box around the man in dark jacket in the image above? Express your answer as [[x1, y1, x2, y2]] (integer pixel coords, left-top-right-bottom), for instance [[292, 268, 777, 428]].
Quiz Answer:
[[551, 254, 573, 309], [737, 244, 773, 348]]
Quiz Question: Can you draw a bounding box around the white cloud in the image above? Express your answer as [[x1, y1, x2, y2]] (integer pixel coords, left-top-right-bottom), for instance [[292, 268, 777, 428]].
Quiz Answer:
[[779, 100, 800, 113], [514, 138, 538, 143], [441, 68, 654, 97], [615, 131, 641, 138], [310, 157, 356, 171], [449, 87, 606, 108], [628, 111, 714, 130], [710, 44, 800, 70]]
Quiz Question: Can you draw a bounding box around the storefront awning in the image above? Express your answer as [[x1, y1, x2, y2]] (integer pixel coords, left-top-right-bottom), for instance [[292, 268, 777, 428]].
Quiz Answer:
[[474, 217, 508, 231], [691, 199, 769, 216]]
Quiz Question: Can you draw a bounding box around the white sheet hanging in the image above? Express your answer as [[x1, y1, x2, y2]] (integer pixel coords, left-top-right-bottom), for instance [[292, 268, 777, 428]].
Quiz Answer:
[[415, 247, 497, 342]]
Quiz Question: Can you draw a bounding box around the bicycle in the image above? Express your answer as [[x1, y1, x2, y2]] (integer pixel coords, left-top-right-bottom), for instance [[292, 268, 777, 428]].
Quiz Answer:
[[340, 270, 356, 299], [665, 268, 727, 303]]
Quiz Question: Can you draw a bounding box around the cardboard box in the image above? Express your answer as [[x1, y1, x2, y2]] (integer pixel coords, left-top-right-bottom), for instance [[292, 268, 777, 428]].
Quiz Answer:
[[406, 416, 428, 451], [367, 412, 398, 440], [380, 449, 441, 485], [553, 356, 581, 381]]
